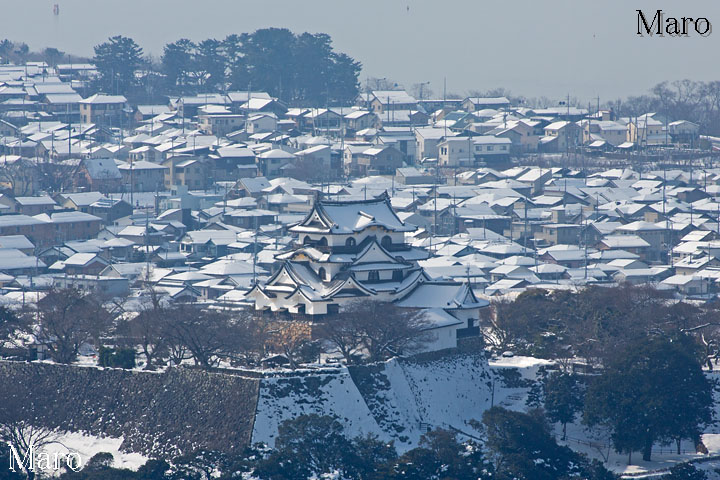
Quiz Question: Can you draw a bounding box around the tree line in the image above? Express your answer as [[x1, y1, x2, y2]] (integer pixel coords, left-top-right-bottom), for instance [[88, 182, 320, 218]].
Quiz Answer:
[[609, 80, 720, 136], [482, 285, 720, 367], [89, 29, 361, 106], [0, 287, 432, 370]]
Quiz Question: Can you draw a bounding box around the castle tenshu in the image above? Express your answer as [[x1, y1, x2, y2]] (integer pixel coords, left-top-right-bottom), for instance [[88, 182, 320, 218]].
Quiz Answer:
[[248, 193, 487, 352]]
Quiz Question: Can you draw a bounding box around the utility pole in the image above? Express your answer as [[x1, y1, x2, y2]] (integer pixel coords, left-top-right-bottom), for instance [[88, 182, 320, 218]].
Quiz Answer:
[[434, 165, 439, 238], [252, 228, 258, 286], [67, 103, 71, 159], [523, 195, 528, 251], [584, 213, 588, 279], [442, 79, 450, 140], [130, 158, 134, 206]]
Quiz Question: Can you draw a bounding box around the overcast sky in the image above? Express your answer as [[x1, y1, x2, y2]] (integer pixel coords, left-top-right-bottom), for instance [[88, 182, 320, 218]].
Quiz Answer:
[[4, 0, 720, 103]]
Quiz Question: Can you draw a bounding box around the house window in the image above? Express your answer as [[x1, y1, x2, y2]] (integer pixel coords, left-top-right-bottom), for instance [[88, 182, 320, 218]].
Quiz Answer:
[[487, 146, 494, 151], [345, 238, 356, 247], [318, 267, 327, 281], [381, 236, 392, 249], [368, 270, 379, 282], [392, 270, 403, 281]]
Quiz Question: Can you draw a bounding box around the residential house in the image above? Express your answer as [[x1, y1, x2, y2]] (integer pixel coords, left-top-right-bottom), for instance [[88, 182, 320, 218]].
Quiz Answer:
[[461, 97, 511, 112], [197, 105, 245, 136], [209, 146, 257, 180], [117, 160, 167, 192], [539, 121, 582, 152], [344, 109, 378, 133], [437, 136, 511, 167], [0, 195, 56, 215], [79, 94, 128, 127], [257, 149, 296, 178], [89, 197, 133, 223], [370, 90, 418, 114], [669, 120, 699, 146], [347, 145, 403, 176], [415, 127, 451, 161], [76, 158, 122, 193], [163, 155, 207, 189]]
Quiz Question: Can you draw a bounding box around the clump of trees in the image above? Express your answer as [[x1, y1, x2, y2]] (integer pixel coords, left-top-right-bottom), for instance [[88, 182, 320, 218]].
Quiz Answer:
[[88, 29, 362, 106], [481, 285, 720, 367], [489, 285, 717, 465], [584, 335, 713, 462], [18, 287, 116, 364], [92, 35, 145, 97], [481, 407, 614, 480], [609, 80, 720, 136]]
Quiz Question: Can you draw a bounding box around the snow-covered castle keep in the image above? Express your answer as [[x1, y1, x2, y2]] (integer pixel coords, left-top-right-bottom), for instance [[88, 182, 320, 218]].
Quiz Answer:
[[248, 193, 488, 351]]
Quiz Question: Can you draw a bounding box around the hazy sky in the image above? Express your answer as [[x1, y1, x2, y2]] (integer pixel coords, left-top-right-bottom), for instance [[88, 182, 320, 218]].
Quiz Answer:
[[4, 0, 720, 103]]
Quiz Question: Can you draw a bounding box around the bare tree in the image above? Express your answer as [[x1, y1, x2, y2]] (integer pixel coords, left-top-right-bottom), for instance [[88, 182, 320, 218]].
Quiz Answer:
[[318, 300, 431, 363], [364, 77, 399, 92], [316, 313, 364, 364], [0, 383, 62, 480], [0, 158, 38, 196], [266, 319, 314, 369], [163, 305, 260, 369], [116, 288, 169, 370], [21, 288, 114, 364]]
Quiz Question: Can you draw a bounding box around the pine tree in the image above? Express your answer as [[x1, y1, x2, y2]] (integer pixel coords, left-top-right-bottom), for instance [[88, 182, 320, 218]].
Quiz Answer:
[[544, 371, 583, 440], [584, 335, 713, 462]]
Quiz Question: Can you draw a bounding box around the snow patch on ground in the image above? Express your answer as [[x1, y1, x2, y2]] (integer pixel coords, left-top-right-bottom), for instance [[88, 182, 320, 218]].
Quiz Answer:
[[42, 431, 147, 474]]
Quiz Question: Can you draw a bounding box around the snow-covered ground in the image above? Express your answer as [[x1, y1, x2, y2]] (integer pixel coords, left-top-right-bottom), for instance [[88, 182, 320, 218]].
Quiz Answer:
[[486, 356, 720, 478], [40, 431, 148, 474]]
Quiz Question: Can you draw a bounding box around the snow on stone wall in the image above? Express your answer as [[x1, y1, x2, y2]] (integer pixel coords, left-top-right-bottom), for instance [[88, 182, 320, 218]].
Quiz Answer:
[[253, 352, 499, 451], [251, 369, 381, 447]]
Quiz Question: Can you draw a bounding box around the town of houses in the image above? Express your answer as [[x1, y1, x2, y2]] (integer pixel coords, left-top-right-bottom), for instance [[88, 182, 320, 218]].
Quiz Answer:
[[2, 59, 720, 355]]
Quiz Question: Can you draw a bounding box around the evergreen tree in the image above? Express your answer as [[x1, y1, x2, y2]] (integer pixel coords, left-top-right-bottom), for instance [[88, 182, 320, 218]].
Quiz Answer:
[[544, 371, 583, 440], [665, 463, 707, 480], [389, 429, 493, 480], [93, 35, 143, 95], [195, 39, 225, 90], [255, 414, 351, 479], [343, 435, 397, 480], [161, 39, 196, 92], [584, 335, 713, 462], [482, 407, 613, 480]]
